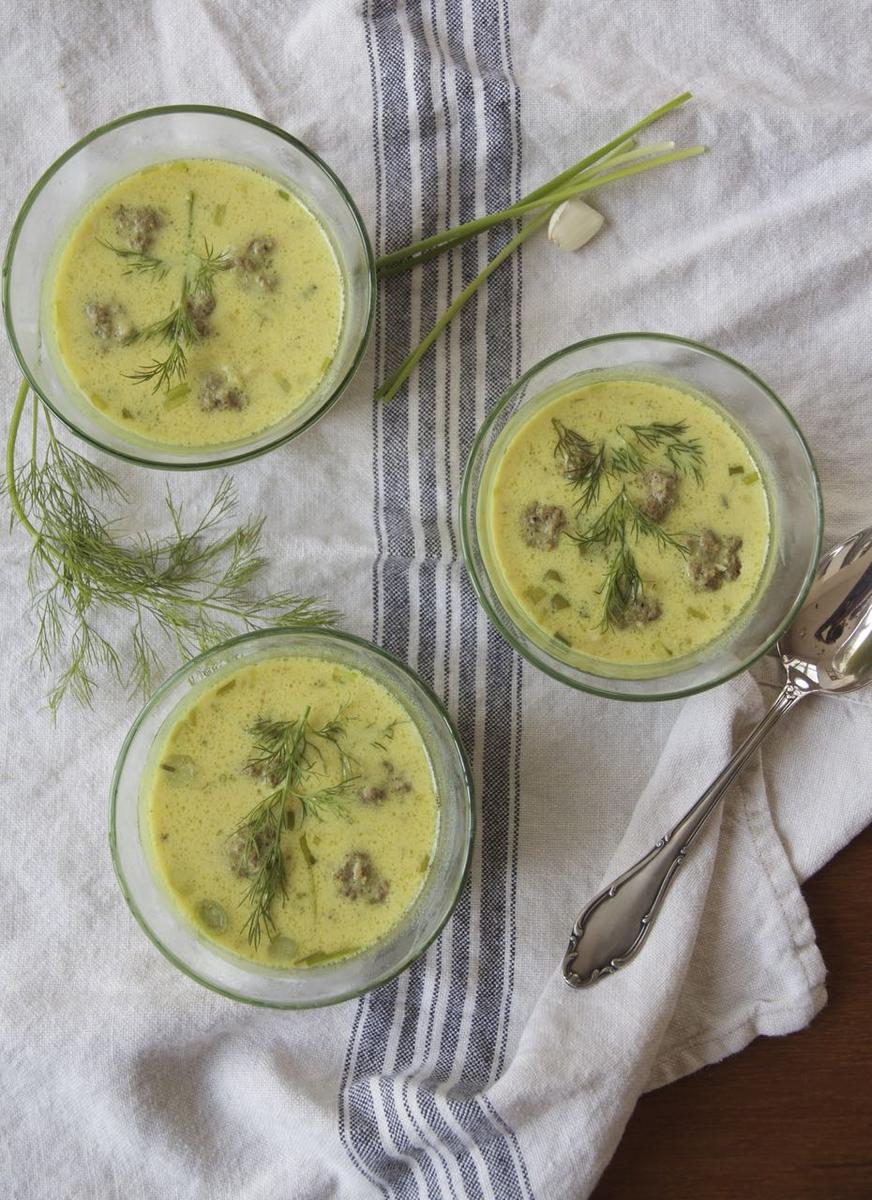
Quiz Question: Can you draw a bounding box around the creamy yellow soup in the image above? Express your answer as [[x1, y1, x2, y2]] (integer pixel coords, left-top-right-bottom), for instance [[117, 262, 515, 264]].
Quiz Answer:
[[485, 377, 771, 667], [51, 159, 343, 446], [147, 656, 439, 968]]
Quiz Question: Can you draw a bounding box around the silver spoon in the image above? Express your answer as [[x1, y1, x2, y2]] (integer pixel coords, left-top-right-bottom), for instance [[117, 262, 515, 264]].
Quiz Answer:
[[562, 525, 872, 988]]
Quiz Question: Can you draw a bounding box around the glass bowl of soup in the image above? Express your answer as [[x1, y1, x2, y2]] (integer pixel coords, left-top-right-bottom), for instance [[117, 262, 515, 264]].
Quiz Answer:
[[3, 105, 375, 469], [110, 628, 474, 1007], [461, 333, 823, 701]]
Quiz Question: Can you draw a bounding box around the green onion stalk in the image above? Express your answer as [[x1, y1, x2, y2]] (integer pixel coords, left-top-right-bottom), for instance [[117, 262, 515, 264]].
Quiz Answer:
[[376, 91, 705, 403]]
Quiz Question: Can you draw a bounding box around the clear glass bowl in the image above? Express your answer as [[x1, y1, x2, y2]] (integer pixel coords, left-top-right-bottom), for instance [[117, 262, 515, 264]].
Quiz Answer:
[[110, 628, 474, 1007], [3, 105, 375, 470], [460, 333, 823, 701]]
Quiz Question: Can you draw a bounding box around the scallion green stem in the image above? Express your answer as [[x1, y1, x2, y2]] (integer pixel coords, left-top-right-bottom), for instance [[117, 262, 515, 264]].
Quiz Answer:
[[507, 145, 705, 217], [524, 90, 693, 203], [376, 91, 700, 403], [381, 145, 703, 280], [376, 209, 552, 404], [377, 137, 643, 280], [376, 148, 704, 397], [376, 91, 692, 272], [583, 139, 675, 173]]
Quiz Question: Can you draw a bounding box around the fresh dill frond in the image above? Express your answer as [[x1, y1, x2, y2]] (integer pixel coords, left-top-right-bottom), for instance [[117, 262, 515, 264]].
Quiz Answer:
[[552, 419, 607, 513], [236, 706, 357, 946], [567, 487, 631, 550], [596, 537, 643, 632], [619, 420, 705, 485], [123, 337, 189, 392], [556, 412, 705, 629], [309, 700, 357, 780], [608, 441, 648, 478], [96, 238, 170, 280], [298, 778, 355, 824], [123, 275, 198, 392], [192, 239, 233, 297], [115, 197, 232, 394], [3, 384, 340, 713], [624, 495, 689, 556]]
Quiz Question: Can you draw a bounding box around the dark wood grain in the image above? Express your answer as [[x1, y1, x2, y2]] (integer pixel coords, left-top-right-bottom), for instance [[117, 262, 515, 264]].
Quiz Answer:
[[593, 822, 872, 1200]]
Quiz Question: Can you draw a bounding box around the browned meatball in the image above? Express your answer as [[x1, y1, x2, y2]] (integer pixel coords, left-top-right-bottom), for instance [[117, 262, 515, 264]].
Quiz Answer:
[[624, 596, 662, 626], [236, 235, 278, 291], [186, 289, 216, 338], [239, 236, 274, 268], [687, 529, 743, 590], [227, 828, 273, 878], [114, 205, 162, 253], [358, 785, 386, 806], [84, 301, 134, 343], [521, 502, 566, 550], [334, 851, 390, 904], [198, 371, 248, 412], [638, 470, 678, 523]]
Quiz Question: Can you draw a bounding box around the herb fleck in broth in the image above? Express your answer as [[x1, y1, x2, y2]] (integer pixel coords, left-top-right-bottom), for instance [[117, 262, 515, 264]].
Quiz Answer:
[[485, 378, 771, 666], [147, 656, 439, 968], [51, 159, 343, 446]]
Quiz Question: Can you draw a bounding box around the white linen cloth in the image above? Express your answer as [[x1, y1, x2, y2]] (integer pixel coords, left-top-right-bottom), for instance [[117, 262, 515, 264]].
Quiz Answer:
[[1, 2, 871, 1197]]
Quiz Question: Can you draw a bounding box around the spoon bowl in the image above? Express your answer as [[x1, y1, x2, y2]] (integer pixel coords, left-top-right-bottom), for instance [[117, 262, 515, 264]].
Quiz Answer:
[[781, 525, 872, 693]]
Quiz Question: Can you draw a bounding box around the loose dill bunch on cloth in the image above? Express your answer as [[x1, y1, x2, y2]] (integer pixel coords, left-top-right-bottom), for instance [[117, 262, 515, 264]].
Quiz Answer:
[[3, 382, 339, 712]]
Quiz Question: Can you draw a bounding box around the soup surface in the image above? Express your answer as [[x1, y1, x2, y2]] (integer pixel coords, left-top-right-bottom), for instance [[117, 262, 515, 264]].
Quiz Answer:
[[51, 158, 343, 446], [147, 655, 438, 968], [486, 376, 771, 666]]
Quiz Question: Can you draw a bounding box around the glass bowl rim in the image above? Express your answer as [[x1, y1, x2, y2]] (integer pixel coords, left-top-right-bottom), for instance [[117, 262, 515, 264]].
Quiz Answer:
[[459, 331, 824, 703], [108, 625, 475, 1008], [2, 103, 377, 472]]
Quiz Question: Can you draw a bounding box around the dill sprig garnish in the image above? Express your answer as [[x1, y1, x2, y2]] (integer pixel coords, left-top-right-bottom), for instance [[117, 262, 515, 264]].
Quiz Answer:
[[597, 537, 643, 633], [552, 419, 607, 513], [569, 487, 688, 630], [235, 711, 309, 948], [309, 701, 357, 780], [235, 706, 357, 947], [558, 415, 702, 629], [3, 383, 340, 712], [108, 193, 233, 394], [567, 488, 629, 550], [617, 421, 704, 485], [624, 493, 690, 556], [122, 274, 196, 392], [96, 239, 170, 280], [192, 240, 233, 298], [121, 241, 233, 393]]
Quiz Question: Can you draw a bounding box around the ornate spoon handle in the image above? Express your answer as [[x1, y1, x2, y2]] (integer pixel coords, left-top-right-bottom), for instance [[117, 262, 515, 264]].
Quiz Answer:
[[562, 678, 812, 988]]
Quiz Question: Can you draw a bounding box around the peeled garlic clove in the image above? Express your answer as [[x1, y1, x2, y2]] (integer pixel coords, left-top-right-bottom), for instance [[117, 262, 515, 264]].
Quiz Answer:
[[547, 199, 604, 252]]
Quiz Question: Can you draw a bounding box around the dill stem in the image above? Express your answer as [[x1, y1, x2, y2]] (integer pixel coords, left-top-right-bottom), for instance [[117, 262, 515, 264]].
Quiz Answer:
[[377, 208, 551, 404], [5, 380, 40, 540]]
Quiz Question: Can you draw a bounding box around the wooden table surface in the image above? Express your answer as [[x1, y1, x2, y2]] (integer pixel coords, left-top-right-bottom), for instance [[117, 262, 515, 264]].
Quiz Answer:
[[593, 822, 872, 1200]]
